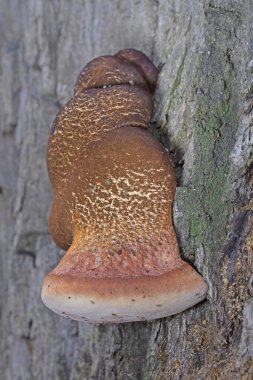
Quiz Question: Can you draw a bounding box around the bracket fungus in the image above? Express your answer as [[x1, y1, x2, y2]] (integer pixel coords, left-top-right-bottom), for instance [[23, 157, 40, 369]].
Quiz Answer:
[[41, 49, 208, 323]]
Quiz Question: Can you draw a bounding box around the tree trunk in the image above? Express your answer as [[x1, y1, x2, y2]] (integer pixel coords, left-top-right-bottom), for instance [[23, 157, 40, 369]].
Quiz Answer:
[[0, 1, 252, 379]]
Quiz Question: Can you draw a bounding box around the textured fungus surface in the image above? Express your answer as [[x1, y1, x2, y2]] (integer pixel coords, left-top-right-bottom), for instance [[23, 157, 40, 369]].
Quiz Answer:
[[41, 49, 207, 323]]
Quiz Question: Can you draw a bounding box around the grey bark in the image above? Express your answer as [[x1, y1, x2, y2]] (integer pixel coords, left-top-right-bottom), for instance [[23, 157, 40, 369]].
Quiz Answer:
[[0, 0, 252, 379]]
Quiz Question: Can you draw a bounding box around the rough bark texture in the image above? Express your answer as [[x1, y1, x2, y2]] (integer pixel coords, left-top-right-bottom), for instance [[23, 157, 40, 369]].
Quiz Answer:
[[0, 1, 252, 379]]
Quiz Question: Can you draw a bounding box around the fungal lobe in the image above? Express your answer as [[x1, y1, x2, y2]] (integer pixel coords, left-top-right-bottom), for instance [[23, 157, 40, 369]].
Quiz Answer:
[[42, 49, 208, 323]]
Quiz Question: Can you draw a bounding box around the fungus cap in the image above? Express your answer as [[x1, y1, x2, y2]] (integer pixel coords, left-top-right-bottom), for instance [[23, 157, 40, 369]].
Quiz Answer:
[[41, 49, 208, 323]]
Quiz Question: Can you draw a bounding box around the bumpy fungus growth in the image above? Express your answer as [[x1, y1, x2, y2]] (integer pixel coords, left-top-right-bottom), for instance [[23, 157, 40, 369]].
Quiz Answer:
[[41, 49, 208, 323]]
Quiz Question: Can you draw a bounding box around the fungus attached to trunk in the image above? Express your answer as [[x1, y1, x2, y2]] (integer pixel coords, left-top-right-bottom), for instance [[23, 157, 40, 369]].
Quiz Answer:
[[41, 49, 208, 323]]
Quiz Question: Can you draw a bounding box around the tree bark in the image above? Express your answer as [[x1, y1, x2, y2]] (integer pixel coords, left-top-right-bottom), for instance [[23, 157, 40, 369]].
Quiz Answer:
[[0, 1, 252, 379]]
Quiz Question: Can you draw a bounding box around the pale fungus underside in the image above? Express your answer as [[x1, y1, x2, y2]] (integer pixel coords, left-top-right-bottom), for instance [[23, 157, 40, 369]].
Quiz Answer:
[[41, 49, 207, 323]]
